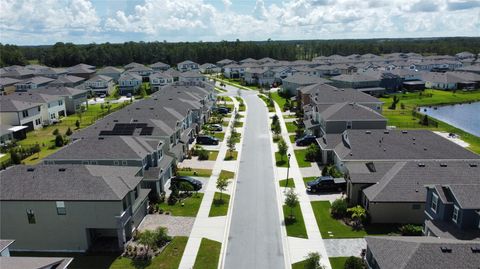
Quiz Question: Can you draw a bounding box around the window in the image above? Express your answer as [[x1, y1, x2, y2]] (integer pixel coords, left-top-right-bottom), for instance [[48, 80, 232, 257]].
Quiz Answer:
[[431, 193, 438, 213], [58, 100, 63, 106], [114, 160, 119, 166], [56, 201, 66, 215], [122, 160, 127, 166], [346, 121, 352, 129], [22, 110, 29, 118], [452, 205, 459, 223], [38, 107, 41, 112], [26, 209, 36, 224]]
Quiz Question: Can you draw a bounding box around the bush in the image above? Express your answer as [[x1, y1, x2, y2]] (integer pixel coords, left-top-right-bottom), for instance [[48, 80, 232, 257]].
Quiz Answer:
[[168, 185, 179, 205], [9, 149, 21, 164], [197, 149, 209, 160], [65, 127, 73, 136], [304, 252, 322, 269], [331, 198, 348, 219], [55, 134, 64, 147], [305, 144, 320, 162], [399, 224, 423, 236], [52, 128, 59, 136], [322, 165, 344, 178], [344, 256, 365, 269]]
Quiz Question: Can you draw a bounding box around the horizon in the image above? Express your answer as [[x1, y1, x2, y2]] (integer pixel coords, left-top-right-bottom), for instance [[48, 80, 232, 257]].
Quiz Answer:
[[1, 0, 479, 46]]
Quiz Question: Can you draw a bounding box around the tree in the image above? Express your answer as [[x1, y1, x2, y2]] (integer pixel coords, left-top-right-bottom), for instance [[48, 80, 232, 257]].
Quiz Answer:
[[305, 144, 320, 162], [227, 134, 236, 158], [55, 134, 64, 147], [154, 227, 171, 247], [32, 143, 41, 159], [347, 206, 367, 228], [139, 84, 147, 98], [216, 177, 230, 202], [304, 252, 324, 269], [75, 120, 80, 129], [284, 188, 299, 220], [52, 128, 59, 136], [168, 184, 179, 205], [331, 198, 348, 218], [344, 256, 365, 269], [277, 138, 288, 161], [388, 95, 400, 110], [137, 230, 157, 254], [421, 114, 429, 126], [65, 127, 73, 136], [9, 149, 21, 164]]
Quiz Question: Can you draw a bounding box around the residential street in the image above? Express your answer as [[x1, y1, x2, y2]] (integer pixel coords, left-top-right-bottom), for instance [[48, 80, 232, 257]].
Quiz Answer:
[[223, 86, 286, 269]]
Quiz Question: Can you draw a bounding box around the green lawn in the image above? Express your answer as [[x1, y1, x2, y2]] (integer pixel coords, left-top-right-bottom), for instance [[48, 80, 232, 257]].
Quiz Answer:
[[193, 238, 222, 269], [234, 121, 244, 127], [224, 150, 238, 161], [239, 104, 246, 112], [109, 236, 188, 269], [275, 152, 290, 167], [157, 194, 204, 217], [18, 102, 127, 164], [207, 151, 219, 161], [285, 122, 297, 133], [311, 201, 399, 239], [290, 135, 296, 143], [258, 94, 275, 112], [177, 168, 213, 177], [215, 87, 227, 93], [294, 149, 313, 167], [271, 91, 288, 110], [213, 132, 225, 141], [214, 77, 258, 91], [329, 257, 349, 269], [231, 132, 241, 143], [279, 178, 295, 188], [222, 120, 230, 127], [209, 192, 231, 217], [303, 177, 317, 187], [283, 204, 308, 238], [219, 170, 235, 180], [380, 89, 480, 154], [283, 114, 297, 119]]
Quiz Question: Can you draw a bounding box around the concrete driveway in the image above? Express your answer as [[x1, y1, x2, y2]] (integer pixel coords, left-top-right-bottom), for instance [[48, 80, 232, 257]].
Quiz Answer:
[[222, 86, 286, 269]]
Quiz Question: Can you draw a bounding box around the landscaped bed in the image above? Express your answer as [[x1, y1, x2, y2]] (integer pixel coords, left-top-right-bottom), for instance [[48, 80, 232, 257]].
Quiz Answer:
[[275, 152, 290, 167], [213, 132, 225, 141], [224, 150, 238, 161], [292, 256, 348, 269], [177, 168, 213, 177], [285, 122, 297, 133], [293, 149, 313, 167], [283, 204, 308, 238], [279, 178, 295, 188], [209, 192, 231, 217], [156, 193, 204, 217], [193, 238, 222, 269]]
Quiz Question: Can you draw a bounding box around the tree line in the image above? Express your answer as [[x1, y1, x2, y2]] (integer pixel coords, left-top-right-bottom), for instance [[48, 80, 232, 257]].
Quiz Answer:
[[1, 37, 479, 67]]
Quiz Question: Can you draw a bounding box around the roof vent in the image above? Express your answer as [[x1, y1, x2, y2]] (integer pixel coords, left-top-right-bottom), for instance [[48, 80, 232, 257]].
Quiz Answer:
[[469, 163, 478, 167], [58, 168, 66, 172], [418, 163, 425, 167], [440, 247, 452, 253], [365, 130, 371, 134], [135, 107, 140, 110], [27, 167, 35, 172], [424, 147, 428, 151], [412, 137, 416, 140], [471, 247, 480, 253], [98, 137, 104, 140], [150, 107, 154, 110], [440, 163, 448, 167], [402, 130, 408, 134], [168, 98, 173, 101], [384, 130, 389, 134]]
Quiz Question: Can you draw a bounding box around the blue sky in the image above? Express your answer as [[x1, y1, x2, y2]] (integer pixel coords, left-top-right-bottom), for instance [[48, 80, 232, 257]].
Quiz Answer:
[[0, 0, 479, 45]]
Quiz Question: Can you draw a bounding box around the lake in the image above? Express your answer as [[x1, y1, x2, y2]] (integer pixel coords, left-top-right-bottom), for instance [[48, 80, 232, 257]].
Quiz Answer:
[[420, 102, 480, 137]]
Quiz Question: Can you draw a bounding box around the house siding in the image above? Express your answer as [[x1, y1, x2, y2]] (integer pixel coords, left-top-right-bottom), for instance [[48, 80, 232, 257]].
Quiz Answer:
[[368, 202, 425, 224]]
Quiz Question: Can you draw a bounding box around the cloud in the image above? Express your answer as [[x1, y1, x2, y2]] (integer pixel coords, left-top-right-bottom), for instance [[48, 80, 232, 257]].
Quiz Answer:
[[447, 0, 480, 10]]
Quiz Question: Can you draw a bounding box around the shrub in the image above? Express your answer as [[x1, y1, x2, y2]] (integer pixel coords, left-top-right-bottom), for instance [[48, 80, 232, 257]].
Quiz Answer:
[[55, 134, 64, 147], [65, 127, 73, 136], [344, 256, 365, 269], [305, 144, 320, 162], [304, 252, 323, 269], [331, 198, 348, 219], [197, 149, 209, 160], [399, 224, 423, 236], [75, 120, 80, 129], [9, 149, 21, 164], [52, 128, 59, 136], [167, 185, 179, 205]]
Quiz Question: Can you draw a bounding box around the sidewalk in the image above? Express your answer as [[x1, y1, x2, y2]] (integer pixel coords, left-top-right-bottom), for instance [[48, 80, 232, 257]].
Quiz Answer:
[[178, 96, 243, 269], [273, 103, 332, 269]]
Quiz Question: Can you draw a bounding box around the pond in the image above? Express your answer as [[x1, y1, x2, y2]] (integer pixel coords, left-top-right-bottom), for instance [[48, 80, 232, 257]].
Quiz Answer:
[[420, 102, 480, 137]]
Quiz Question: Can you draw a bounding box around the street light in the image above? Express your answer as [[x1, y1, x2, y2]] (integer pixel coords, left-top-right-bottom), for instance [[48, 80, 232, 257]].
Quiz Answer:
[[285, 153, 292, 191]]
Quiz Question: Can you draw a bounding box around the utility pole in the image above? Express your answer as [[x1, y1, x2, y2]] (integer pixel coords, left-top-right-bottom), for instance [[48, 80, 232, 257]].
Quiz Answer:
[[284, 153, 292, 191]]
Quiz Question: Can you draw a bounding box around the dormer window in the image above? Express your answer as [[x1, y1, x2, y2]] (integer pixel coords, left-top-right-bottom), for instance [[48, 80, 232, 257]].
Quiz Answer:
[[431, 193, 438, 213], [452, 205, 459, 224]]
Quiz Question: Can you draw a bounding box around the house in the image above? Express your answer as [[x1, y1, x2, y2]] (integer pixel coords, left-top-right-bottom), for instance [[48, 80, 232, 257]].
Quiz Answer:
[[0, 67, 35, 79], [421, 72, 478, 90], [329, 73, 384, 96], [199, 63, 220, 74], [409, 60, 463, 72], [97, 66, 124, 82], [293, 66, 318, 76], [304, 102, 386, 136], [0, 77, 21, 95], [361, 70, 403, 92], [222, 64, 244, 79], [124, 62, 144, 70], [216, 59, 236, 67], [177, 60, 199, 72], [67, 65, 95, 79], [118, 72, 142, 95], [0, 92, 67, 130], [163, 68, 181, 82], [49, 75, 86, 88], [272, 66, 297, 82], [149, 72, 174, 91], [365, 236, 480, 269], [455, 51, 475, 60], [244, 68, 275, 86], [150, 62, 170, 71], [36, 67, 68, 79], [457, 65, 480, 75], [44, 136, 174, 199], [179, 71, 206, 85], [128, 65, 154, 80], [36, 86, 88, 115], [239, 58, 257, 64], [15, 76, 54, 92], [0, 164, 149, 252], [83, 75, 115, 95], [424, 183, 480, 240], [314, 65, 342, 77], [281, 74, 330, 95]]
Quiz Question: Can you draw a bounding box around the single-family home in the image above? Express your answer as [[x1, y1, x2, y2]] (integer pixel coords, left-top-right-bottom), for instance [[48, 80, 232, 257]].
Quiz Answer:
[[456, 51, 475, 60], [83, 75, 115, 95], [0, 77, 21, 95], [314, 65, 342, 77], [282, 74, 330, 95], [179, 71, 206, 85], [199, 63, 220, 74], [216, 59, 236, 67], [329, 73, 384, 96], [177, 60, 199, 72], [163, 68, 181, 82], [0, 164, 149, 252], [424, 183, 480, 240], [15, 76, 54, 92], [0, 124, 27, 144], [67, 65, 95, 79], [244, 68, 275, 86], [96, 66, 124, 82], [118, 72, 142, 95], [149, 72, 174, 91], [365, 236, 480, 269], [128, 65, 154, 81], [457, 65, 480, 75], [36, 86, 88, 115], [150, 62, 171, 72], [222, 64, 245, 79], [124, 62, 144, 70], [36, 67, 68, 79], [0, 67, 35, 79], [49, 75, 86, 88]]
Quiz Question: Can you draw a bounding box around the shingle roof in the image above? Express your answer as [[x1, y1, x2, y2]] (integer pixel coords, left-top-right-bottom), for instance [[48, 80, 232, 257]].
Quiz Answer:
[[0, 164, 142, 201], [0, 99, 42, 112], [0, 77, 21, 86], [300, 84, 382, 104], [36, 86, 87, 97], [282, 74, 330, 85], [67, 66, 95, 74], [366, 236, 480, 269], [50, 75, 85, 85], [87, 74, 114, 82], [16, 76, 54, 85], [150, 62, 170, 68], [330, 73, 379, 82], [0, 240, 14, 252], [0, 256, 73, 269], [119, 72, 142, 81], [2, 92, 63, 104], [448, 184, 480, 209], [318, 102, 385, 121], [97, 66, 124, 74]]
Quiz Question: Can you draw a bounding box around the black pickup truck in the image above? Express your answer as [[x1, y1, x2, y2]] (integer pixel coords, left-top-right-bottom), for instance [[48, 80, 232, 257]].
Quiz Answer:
[[306, 176, 346, 193]]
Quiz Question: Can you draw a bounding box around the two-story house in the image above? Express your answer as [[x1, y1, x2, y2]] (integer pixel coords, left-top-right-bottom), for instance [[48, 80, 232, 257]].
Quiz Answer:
[[177, 60, 199, 72], [36, 86, 88, 115], [244, 68, 275, 86], [118, 72, 142, 95], [83, 75, 115, 95], [0, 164, 149, 252], [150, 62, 171, 72], [96, 66, 124, 82], [15, 76, 54, 92], [149, 72, 174, 92], [179, 71, 206, 85], [424, 183, 480, 240], [49, 75, 86, 88]]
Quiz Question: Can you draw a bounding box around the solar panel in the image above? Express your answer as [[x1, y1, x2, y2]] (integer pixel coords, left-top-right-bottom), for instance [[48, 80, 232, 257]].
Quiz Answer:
[[99, 123, 153, 136]]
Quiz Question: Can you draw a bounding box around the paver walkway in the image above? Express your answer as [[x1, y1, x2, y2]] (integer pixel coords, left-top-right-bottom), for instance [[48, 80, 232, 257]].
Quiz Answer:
[[138, 215, 195, 236], [323, 238, 366, 257]]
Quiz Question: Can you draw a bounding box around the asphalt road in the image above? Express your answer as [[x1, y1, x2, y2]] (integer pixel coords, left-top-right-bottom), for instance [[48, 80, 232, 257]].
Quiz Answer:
[[223, 88, 285, 269]]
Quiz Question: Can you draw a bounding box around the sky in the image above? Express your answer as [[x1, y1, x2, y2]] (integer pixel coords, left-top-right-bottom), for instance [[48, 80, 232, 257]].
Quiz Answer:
[[0, 0, 479, 45]]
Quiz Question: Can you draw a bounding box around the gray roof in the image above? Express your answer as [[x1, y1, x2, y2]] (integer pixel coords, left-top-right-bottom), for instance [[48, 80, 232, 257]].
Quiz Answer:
[[2, 92, 63, 104], [119, 72, 142, 81], [317, 102, 385, 121], [86, 74, 113, 83], [362, 161, 479, 202], [97, 66, 124, 74], [346, 161, 399, 184], [330, 129, 479, 161], [282, 73, 330, 85], [179, 71, 204, 78], [0, 77, 21, 86], [178, 60, 198, 66], [67, 66, 95, 74], [45, 136, 162, 161], [0, 256, 73, 269], [0, 164, 142, 201], [124, 62, 144, 69], [330, 73, 379, 82], [16, 76, 54, 85], [365, 236, 480, 269], [36, 86, 87, 97], [70, 63, 95, 70], [448, 184, 480, 209], [150, 72, 173, 80], [300, 84, 382, 104], [50, 75, 85, 85], [150, 62, 170, 68], [0, 98, 41, 112]]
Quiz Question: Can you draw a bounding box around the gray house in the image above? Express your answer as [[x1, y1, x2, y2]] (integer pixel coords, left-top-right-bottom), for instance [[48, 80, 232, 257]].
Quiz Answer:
[[149, 72, 174, 92], [150, 62, 170, 72], [118, 72, 142, 95], [177, 60, 199, 72], [97, 66, 124, 82], [36, 86, 88, 115], [0, 164, 149, 252], [49, 75, 86, 88], [365, 236, 480, 269], [84, 75, 115, 95], [282, 74, 330, 95]]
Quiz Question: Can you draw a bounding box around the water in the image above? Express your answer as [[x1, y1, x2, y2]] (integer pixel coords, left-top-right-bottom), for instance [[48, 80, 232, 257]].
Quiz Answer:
[[420, 102, 480, 137]]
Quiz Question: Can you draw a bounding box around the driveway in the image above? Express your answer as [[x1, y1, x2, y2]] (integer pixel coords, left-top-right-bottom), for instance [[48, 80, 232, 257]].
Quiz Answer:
[[222, 86, 286, 269]]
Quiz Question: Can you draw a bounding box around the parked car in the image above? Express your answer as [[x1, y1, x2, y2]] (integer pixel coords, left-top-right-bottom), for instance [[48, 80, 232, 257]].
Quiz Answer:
[[99, 94, 106, 98], [306, 176, 346, 193], [170, 176, 202, 191], [196, 135, 219, 145], [214, 107, 229, 114], [209, 124, 223, 132], [295, 135, 317, 146], [217, 106, 231, 112], [127, 93, 132, 98]]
